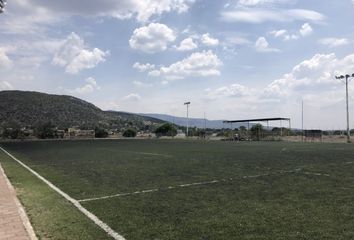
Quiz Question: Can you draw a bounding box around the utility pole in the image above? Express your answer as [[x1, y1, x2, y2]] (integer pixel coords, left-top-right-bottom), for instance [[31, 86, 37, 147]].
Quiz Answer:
[[184, 102, 190, 137], [335, 74, 354, 143], [302, 100, 304, 142], [204, 112, 206, 130]]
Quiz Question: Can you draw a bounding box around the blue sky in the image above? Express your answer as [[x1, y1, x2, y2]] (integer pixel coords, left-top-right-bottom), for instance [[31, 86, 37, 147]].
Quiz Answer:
[[1, 0, 354, 129]]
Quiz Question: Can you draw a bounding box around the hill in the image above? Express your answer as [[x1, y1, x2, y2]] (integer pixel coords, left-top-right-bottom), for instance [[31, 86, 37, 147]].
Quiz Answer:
[[0, 91, 163, 129]]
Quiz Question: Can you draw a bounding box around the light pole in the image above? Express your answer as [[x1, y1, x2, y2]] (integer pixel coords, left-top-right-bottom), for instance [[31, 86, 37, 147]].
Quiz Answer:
[[184, 102, 190, 137], [0, 0, 7, 13], [302, 100, 304, 142], [335, 73, 354, 143]]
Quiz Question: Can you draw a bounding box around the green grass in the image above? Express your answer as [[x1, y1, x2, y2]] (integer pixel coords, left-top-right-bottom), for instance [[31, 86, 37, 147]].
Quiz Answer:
[[0, 150, 110, 240], [1, 140, 354, 239]]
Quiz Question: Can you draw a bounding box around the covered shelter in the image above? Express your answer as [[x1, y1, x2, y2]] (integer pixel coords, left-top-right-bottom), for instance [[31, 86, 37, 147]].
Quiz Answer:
[[223, 117, 291, 140]]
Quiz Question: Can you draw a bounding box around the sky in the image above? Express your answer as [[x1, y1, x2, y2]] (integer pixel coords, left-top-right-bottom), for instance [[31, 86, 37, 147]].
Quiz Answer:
[[0, 0, 354, 129]]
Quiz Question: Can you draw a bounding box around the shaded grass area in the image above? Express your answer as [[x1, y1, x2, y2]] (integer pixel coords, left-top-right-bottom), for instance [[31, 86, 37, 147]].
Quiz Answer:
[[0, 150, 110, 240], [1, 140, 354, 239]]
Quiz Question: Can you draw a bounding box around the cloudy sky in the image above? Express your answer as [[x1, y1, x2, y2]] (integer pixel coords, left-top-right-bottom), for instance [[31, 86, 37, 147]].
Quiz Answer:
[[1, 0, 354, 129]]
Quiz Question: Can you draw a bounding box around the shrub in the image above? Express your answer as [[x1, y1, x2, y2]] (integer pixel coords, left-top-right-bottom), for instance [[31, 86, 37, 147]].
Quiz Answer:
[[155, 123, 177, 137], [95, 127, 108, 138], [123, 129, 137, 138]]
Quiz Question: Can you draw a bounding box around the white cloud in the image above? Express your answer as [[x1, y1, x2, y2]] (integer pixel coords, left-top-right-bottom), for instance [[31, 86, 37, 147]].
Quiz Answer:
[[133, 62, 155, 72], [202, 53, 354, 123], [0, 0, 196, 36], [0, 48, 12, 69], [148, 50, 223, 80], [270, 29, 299, 41], [270, 29, 288, 38], [206, 84, 250, 99], [123, 93, 142, 101], [176, 37, 198, 51], [52, 32, 108, 74], [0, 0, 61, 35], [319, 38, 349, 48], [299, 23, 313, 36], [13, 0, 195, 23], [263, 53, 354, 99], [221, 9, 325, 24], [133, 81, 153, 88], [68, 77, 101, 94], [238, 0, 269, 6], [237, 0, 290, 6], [224, 36, 252, 46], [284, 34, 299, 41], [129, 23, 176, 53], [201, 33, 219, 47], [131, 0, 196, 22], [270, 23, 312, 41], [255, 37, 279, 52], [0, 81, 13, 90]]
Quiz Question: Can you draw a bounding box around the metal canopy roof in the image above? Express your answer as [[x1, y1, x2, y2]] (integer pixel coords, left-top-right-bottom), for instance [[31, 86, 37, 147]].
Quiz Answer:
[[223, 117, 290, 123]]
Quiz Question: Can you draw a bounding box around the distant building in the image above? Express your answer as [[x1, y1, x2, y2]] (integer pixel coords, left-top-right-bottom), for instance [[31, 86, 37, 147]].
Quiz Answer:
[[66, 127, 95, 139]]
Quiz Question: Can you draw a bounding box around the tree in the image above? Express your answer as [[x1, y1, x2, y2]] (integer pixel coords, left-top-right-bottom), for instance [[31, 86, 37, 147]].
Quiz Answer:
[[35, 122, 56, 139], [251, 124, 263, 141], [95, 127, 108, 138], [123, 129, 137, 138], [155, 123, 177, 137]]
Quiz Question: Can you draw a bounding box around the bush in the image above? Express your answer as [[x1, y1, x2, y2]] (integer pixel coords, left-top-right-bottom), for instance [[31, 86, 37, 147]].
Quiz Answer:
[[155, 123, 177, 137], [36, 122, 56, 139], [123, 129, 137, 138], [95, 127, 108, 138]]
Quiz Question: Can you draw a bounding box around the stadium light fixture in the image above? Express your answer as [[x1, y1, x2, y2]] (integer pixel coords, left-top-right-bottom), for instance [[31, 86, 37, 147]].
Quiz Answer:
[[184, 102, 191, 137], [335, 73, 354, 143]]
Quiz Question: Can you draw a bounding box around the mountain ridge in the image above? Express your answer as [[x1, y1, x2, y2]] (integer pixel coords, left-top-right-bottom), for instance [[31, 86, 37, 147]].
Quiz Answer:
[[0, 90, 163, 129]]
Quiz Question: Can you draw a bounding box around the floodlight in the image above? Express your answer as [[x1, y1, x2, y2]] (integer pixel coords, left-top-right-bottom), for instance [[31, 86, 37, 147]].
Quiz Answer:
[[335, 73, 353, 143], [184, 101, 191, 137]]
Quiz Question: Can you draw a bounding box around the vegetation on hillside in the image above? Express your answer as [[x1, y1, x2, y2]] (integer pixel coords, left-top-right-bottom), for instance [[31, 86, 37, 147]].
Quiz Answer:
[[0, 90, 164, 139]]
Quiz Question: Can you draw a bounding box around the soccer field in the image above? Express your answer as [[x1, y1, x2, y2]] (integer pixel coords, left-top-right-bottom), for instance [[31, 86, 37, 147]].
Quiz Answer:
[[1, 140, 354, 239]]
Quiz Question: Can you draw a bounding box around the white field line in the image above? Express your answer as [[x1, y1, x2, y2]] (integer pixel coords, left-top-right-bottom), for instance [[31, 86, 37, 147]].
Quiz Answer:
[[0, 147, 126, 240], [78, 169, 330, 203], [121, 151, 172, 158]]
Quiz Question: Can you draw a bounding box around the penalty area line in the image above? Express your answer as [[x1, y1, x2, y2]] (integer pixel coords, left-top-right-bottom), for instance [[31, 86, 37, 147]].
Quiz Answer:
[[0, 146, 126, 240]]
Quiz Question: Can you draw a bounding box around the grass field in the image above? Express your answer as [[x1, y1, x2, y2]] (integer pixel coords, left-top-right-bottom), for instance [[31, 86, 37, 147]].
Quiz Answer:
[[1, 139, 354, 239]]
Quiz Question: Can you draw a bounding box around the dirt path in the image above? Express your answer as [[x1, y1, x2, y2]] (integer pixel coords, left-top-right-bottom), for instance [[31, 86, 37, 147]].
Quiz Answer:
[[0, 163, 37, 240]]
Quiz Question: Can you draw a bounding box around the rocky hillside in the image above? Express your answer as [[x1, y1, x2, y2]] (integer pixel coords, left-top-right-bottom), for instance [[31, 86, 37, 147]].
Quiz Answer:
[[0, 91, 163, 129]]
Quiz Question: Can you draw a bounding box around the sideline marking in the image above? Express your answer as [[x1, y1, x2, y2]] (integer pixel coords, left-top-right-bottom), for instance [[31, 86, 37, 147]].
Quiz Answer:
[[0, 146, 126, 240], [78, 169, 330, 203]]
